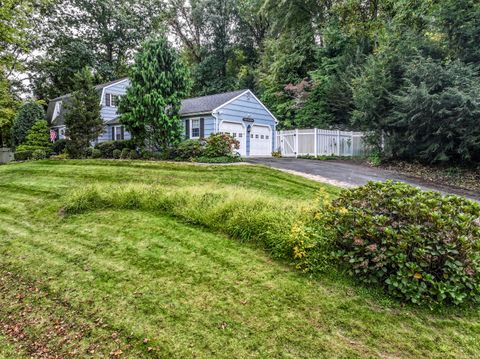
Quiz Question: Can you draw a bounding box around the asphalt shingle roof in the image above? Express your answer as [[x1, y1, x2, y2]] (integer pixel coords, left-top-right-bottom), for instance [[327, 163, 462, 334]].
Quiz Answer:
[[179, 89, 247, 116]]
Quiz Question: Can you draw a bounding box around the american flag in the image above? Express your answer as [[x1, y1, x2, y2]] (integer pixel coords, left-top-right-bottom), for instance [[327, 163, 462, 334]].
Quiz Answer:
[[50, 129, 57, 142]]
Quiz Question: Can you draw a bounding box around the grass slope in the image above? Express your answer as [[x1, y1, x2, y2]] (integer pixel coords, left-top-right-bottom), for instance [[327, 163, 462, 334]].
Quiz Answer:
[[0, 160, 479, 358]]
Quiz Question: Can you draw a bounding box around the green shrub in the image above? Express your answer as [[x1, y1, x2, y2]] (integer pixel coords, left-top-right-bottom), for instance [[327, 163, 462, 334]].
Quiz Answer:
[[52, 139, 68, 155], [50, 153, 69, 160], [328, 181, 480, 306], [84, 147, 93, 158], [128, 149, 139, 159], [120, 147, 130, 159], [112, 149, 121, 159], [91, 148, 102, 159], [95, 140, 134, 158], [16, 120, 52, 153], [32, 149, 47, 160], [14, 150, 32, 161], [176, 139, 204, 160], [204, 133, 239, 157]]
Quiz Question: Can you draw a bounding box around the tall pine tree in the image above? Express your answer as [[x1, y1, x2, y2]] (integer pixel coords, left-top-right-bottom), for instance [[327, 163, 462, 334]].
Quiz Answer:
[[64, 67, 104, 158], [118, 36, 191, 151]]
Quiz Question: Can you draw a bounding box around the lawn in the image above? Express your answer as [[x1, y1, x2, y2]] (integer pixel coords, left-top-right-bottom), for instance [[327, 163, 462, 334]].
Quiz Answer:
[[0, 160, 479, 358]]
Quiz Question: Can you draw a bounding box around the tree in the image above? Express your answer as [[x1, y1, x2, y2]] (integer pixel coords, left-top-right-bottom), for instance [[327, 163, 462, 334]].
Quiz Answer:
[[11, 100, 45, 147], [63, 67, 104, 158], [118, 36, 191, 151], [31, 0, 164, 100], [0, 74, 17, 147], [16, 119, 51, 152]]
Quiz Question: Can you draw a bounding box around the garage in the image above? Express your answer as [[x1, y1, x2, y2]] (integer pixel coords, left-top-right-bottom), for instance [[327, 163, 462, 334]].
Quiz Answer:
[[219, 121, 246, 156], [249, 125, 271, 156]]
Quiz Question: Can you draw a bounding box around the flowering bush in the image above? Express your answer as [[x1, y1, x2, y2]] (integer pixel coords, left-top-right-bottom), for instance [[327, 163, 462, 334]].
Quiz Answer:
[[204, 133, 239, 157], [329, 181, 480, 306]]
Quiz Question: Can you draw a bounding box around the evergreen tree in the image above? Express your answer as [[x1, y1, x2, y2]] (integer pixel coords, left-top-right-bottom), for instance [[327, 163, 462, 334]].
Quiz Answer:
[[11, 100, 45, 147], [16, 119, 51, 152], [0, 75, 17, 147], [64, 67, 104, 158], [118, 36, 191, 151]]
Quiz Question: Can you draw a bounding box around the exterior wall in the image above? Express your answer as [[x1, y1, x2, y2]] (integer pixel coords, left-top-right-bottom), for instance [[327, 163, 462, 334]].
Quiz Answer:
[[97, 79, 131, 143], [181, 116, 215, 138], [99, 79, 130, 122], [215, 92, 277, 152]]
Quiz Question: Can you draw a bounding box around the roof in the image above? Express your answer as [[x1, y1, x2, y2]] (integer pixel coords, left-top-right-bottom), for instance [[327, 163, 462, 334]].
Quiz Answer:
[[179, 89, 248, 116], [46, 78, 252, 125]]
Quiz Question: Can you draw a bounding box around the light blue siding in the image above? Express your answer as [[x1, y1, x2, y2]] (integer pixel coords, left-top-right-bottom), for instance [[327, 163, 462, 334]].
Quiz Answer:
[[181, 116, 215, 138], [97, 79, 131, 143], [216, 92, 277, 151]]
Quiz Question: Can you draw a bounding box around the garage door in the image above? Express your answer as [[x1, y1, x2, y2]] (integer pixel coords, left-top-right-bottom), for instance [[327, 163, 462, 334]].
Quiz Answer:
[[219, 121, 246, 156], [250, 125, 271, 156]]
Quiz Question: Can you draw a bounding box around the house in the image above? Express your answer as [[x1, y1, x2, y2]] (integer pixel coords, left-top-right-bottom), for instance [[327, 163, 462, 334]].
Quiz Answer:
[[46, 78, 278, 157]]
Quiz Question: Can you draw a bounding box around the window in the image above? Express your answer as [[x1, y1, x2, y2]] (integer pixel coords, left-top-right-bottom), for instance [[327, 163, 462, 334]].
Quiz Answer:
[[261, 135, 264, 139], [233, 133, 237, 138], [52, 101, 62, 121], [106, 93, 120, 107], [251, 134, 254, 138], [113, 126, 124, 140], [255, 134, 259, 139], [266, 135, 269, 139], [238, 133, 243, 138], [191, 119, 200, 138]]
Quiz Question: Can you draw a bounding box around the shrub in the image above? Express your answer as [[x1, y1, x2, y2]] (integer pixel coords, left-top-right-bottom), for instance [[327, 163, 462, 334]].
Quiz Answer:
[[15, 120, 52, 153], [328, 181, 480, 306], [50, 153, 69, 160], [176, 139, 204, 160], [128, 149, 139, 159], [120, 147, 130, 159], [52, 139, 67, 155], [91, 148, 102, 159], [112, 149, 121, 159], [204, 133, 239, 157], [83, 147, 93, 158], [32, 149, 47, 160], [14, 150, 32, 161], [95, 140, 134, 158], [11, 101, 45, 147]]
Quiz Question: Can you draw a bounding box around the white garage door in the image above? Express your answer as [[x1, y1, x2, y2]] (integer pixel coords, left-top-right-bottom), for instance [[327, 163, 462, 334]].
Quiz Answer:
[[250, 125, 271, 156], [219, 121, 246, 156]]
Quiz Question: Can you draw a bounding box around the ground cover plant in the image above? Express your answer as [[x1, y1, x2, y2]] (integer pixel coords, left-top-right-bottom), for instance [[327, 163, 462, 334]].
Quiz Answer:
[[1, 160, 480, 358]]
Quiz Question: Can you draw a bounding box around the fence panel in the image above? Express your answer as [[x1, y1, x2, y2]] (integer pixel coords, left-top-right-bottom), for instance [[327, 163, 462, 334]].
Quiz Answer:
[[276, 128, 368, 157]]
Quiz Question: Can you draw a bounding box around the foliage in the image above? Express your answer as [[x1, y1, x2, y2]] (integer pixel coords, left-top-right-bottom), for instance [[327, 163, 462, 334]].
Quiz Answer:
[[112, 149, 121, 159], [204, 133, 240, 157], [63, 68, 104, 158], [0, 74, 17, 147], [13, 150, 32, 161], [175, 139, 205, 160], [11, 100, 45, 148], [120, 148, 130, 159], [94, 140, 134, 159], [30, 0, 164, 99], [386, 58, 480, 164], [32, 148, 47, 160], [328, 181, 480, 306], [91, 148, 101, 159], [118, 35, 191, 150], [16, 120, 51, 152], [51, 139, 67, 155]]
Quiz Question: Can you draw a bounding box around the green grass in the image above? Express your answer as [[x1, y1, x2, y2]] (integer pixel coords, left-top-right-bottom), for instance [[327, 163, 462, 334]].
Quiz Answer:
[[0, 160, 479, 358]]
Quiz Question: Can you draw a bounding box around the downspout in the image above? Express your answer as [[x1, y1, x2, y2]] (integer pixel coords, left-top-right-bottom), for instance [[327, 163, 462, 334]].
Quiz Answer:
[[212, 110, 220, 133]]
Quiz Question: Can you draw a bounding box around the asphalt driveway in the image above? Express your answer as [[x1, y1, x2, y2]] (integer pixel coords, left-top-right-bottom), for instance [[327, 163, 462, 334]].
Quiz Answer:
[[246, 158, 480, 201]]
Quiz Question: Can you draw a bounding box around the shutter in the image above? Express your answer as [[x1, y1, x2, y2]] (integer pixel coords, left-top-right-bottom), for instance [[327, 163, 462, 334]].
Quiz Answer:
[[111, 126, 115, 140], [105, 93, 111, 107], [200, 118, 205, 138], [185, 119, 190, 139], [120, 126, 124, 140]]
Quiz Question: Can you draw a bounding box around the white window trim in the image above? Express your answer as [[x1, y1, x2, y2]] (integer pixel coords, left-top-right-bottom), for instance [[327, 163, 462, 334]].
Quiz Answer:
[[52, 101, 62, 121], [112, 125, 124, 140], [106, 93, 120, 108], [189, 118, 201, 139]]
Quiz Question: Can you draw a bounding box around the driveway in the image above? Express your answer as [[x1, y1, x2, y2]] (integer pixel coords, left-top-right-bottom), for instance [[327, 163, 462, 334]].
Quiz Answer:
[[246, 158, 480, 201]]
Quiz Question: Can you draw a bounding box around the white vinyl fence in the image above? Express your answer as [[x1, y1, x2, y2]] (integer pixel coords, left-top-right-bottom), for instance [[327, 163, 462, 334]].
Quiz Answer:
[[276, 129, 368, 157]]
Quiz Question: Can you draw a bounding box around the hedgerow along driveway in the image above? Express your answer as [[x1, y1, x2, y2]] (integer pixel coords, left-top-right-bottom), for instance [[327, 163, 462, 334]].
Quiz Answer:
[[246, 157, 480, 201]]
